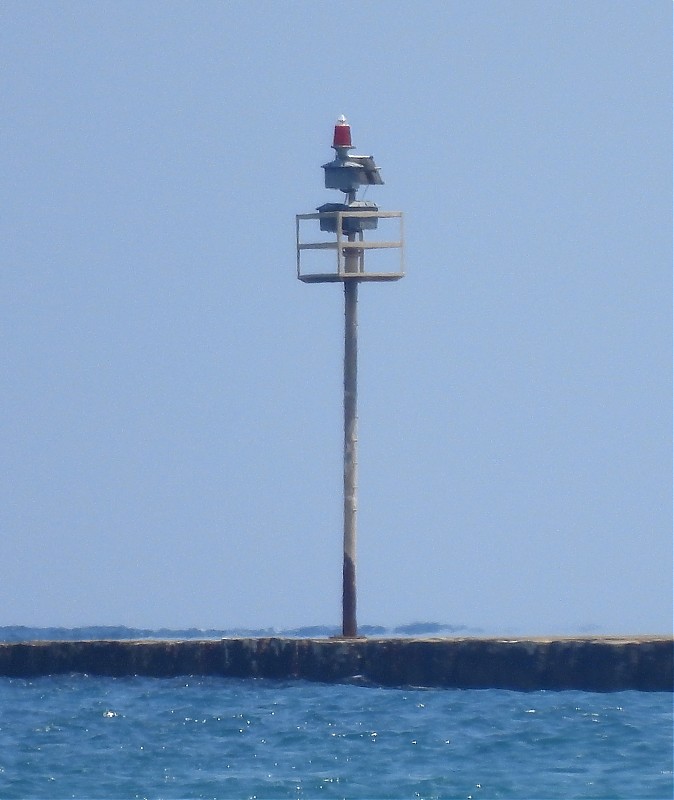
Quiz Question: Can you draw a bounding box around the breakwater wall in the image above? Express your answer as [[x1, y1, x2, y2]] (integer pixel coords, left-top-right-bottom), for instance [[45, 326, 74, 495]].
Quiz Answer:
[[0, 636, 671, 691]]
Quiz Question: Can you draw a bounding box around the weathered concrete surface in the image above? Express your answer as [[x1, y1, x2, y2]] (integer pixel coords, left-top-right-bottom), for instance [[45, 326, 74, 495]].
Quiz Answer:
[[0, 637, 671, 691]]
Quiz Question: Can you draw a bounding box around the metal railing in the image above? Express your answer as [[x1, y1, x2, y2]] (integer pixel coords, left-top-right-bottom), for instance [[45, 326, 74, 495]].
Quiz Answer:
[[296, 210, 404, 282]]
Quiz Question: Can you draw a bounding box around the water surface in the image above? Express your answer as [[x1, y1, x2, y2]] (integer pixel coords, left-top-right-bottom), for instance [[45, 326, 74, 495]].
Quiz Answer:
[[0, 676, 671, 798]]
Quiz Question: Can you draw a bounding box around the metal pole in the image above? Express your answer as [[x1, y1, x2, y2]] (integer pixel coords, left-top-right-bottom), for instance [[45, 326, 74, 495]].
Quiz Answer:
[[342, 194, 359, 638]]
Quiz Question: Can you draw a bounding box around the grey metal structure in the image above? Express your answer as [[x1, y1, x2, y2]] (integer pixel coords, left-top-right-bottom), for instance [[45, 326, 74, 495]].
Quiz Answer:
[[296, 210, 404, 283], [296, 117, 404, 638]]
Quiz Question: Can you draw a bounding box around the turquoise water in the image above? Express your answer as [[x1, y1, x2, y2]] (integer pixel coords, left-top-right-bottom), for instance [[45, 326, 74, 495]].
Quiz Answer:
[[0, 676, 671, 799]]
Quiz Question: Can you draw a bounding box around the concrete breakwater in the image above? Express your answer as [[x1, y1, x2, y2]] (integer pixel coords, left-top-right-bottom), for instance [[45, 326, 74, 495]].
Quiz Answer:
[[0, 636, 671, 691]]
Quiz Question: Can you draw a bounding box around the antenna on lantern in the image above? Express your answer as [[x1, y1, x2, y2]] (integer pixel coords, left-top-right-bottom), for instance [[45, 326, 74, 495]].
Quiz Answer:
[[295, 118, 405, 638]]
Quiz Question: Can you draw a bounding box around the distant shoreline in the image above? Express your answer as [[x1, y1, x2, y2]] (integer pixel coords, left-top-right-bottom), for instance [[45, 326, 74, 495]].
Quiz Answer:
[[2, 622, 658, 643], [0, 623, 485, 643]]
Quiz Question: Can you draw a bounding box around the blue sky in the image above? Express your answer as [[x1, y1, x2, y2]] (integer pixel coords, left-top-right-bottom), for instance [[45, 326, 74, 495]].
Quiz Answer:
[[1, 1, 671, 634]]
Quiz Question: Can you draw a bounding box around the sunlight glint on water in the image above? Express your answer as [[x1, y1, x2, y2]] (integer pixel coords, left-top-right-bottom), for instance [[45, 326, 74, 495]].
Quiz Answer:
[[0, 676, 671, 799]]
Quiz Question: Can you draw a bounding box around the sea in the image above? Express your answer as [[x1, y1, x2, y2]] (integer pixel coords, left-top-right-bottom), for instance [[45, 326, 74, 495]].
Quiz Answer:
[[0, 628, 672, 800]]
